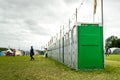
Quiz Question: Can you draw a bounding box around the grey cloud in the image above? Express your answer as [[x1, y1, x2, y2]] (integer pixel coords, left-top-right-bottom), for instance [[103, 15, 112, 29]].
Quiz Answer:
[[63, 0, 79, 4], [0, 0, 61, 13], [0, 26, 25, 41], [0, 0, 68, 49], [28, 26, 50, 36], [24, 19, 50, 36], [0, 20, 9, 24], [104, 0, 120, 28], [0, 0, 119, 49], [0, 0, 64, 23]]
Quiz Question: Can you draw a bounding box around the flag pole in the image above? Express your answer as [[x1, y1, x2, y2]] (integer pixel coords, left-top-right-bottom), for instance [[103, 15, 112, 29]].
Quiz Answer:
[[101, 0, 104, 26], [93, 13, 95, 23], [76, 8, 78, 23]]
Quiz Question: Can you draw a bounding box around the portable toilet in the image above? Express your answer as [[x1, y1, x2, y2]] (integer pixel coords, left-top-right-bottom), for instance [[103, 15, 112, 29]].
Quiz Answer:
[[75, 23, 104, 70]]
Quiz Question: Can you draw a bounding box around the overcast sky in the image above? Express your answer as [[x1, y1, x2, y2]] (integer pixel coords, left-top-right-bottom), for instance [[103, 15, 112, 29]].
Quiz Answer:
[[0, 0, 120, 50]]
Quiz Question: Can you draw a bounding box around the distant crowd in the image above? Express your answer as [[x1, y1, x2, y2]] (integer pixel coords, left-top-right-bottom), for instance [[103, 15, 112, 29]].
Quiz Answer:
[[0, 47, 48, 58]]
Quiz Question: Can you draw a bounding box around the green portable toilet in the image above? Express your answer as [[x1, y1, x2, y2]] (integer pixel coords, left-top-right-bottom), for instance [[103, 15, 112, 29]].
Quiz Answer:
[[77, 23, 104, 70]]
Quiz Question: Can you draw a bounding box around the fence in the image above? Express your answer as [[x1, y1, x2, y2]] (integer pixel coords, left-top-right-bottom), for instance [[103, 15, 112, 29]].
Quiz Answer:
[[48, 23, 104, 70]]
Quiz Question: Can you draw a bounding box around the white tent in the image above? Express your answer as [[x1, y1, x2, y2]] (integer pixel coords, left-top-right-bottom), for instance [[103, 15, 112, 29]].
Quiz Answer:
[[7, 49, 13, 54], [15, 50, 23, 56]]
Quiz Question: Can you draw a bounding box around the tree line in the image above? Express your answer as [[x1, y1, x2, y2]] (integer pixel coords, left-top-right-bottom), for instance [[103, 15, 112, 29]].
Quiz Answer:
[[0, 48, 7, 51], [105, 36, 120, 49]]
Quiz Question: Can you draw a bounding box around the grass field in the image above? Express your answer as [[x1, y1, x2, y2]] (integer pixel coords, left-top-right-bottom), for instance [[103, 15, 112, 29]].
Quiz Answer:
[[0, 55, 120, 80]]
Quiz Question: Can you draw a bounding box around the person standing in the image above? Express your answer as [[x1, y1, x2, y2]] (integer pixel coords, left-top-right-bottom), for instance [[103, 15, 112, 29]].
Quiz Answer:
[[44, 48, 48, 58], [30, 46, 34, 60]]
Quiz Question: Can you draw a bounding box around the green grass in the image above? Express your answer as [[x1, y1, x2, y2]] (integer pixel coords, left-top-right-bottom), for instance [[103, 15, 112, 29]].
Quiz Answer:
[[0, 55, 120, 80], [106, 54, 120, 61]]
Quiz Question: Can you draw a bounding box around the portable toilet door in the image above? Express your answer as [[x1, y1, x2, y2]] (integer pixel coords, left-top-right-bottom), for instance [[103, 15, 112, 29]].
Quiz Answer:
[[77, 23, 104, 70]]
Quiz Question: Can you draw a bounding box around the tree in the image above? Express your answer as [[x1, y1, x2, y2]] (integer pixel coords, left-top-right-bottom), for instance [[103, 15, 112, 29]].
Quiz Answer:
[[0, 47, 7, 51], [105, 36, 118, 48], [116, 39, 120, 48], [105, 36, 118, 55]]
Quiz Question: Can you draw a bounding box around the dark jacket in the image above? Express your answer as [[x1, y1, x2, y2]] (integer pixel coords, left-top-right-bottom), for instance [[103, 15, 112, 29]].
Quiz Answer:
[[30, 48, 34, 56]]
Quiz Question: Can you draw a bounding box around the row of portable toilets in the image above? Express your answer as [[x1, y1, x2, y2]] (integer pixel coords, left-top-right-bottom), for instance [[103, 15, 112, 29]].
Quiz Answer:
[[48, 23, 104, 70]]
